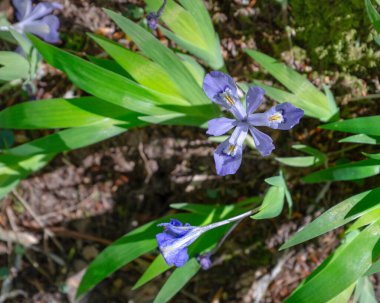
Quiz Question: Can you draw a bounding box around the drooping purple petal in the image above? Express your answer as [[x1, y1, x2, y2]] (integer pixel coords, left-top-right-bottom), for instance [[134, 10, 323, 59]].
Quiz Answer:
[[203, 71, 238, 104], [24, 2, 63, 22], [156, 231, 190, 266], [246, 86, 265, 115], [25, 15, 60, 43], [158, 219, 194, 236], [206, 117, 236, 136], [249, 127, 275, 156], [12, 0, 33, 21], [274, 102, 304, 130], [214, 139, 243, 176], [156, 231, 176, 247], [164, 247, 189, 267]]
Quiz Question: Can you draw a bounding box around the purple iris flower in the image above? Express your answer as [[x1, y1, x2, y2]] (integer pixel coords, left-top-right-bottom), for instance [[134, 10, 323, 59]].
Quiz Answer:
[[146, 12, 159, 31], [12, 0, 63, 43], [196, 253, 212, 270], [203, 71, 304, 176], [146, 0, 167, 31], [156, 210, 254, 267]]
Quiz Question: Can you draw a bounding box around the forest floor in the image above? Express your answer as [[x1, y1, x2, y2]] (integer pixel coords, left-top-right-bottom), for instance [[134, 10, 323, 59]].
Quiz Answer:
[[1, 0, 380, 302]]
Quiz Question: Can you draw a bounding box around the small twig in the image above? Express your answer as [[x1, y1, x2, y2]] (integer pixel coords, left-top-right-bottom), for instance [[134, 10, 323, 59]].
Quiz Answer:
[[180, 289, 207, 303], [315, 182, 331, 204], [0, 290, 27, 303], [344, 94, 380, 103], [12, 190, 63, 251], [327, 144, 362, 157], [138, 142, 154, 184], [48, 227, 112, 245]]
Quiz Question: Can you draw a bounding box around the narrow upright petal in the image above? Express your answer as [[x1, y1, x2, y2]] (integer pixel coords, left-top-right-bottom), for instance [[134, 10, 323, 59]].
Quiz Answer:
[[12, 0, 33, 21], [249, 127, 275, 156], [228, 123, 248, 147], [25, 2, 63, 22], [214, 139, 243, 176], [274, 102, 304, 130], [207, 117, 236, 136], [246, 86, 265, 115]]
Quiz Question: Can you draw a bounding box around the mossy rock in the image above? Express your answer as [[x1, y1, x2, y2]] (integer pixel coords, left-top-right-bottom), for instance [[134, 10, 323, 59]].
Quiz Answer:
[[290, 0, 380, 74]]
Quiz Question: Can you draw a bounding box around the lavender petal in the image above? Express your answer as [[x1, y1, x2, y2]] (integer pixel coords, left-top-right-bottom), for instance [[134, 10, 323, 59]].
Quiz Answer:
[[25, 15, 60, 43], [275, 102, 304, 130], [214, 139, 243, 176], [12, 0, 33, 21], [249, 127, 275, 156], [207, 117, 236, 136], [228, 123, 248, 146], [203, 71, 238, 106], [25, 2, 63, 22], [169, 247, 189, 267], [246, 86, 265, 115]]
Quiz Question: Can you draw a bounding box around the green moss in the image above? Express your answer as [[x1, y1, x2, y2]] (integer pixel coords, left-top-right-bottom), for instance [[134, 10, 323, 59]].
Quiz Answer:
[[290, 0, 380, 73]]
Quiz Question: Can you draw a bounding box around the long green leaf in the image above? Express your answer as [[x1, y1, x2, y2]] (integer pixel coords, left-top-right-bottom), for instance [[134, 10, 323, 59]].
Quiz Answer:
[[253, 81, 319, 118], [145, 0, 223, 69], [322, 116, 380, 136], [281, 188, 380, 249], [0, 97, 136, 129], [285, 218, 380, 303], [89, 34, 186, 101], [339, 134, 380, 145], [29, 35, 183, 116], [303, 159, 380, 183], [4, 120, 131, 157], [246, 50, 338, 121], [153, 258, 200, 303], [104, 9, 213, 107]]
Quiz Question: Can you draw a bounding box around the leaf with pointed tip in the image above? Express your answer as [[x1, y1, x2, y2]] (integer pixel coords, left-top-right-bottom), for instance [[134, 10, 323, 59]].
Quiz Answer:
[[89, 34, 186, 100], [0, 97, 137, 129], [29, 35, 182, 116], [4, 120, 132, 157], [339, 134, 380, 145], [104, 9, 213, 107], [322, 116, 380, 136], [252, 185, 285, 220], [153, 258, 200, 303], [285, 218, 380, 303], [246, 50, 338, 122], [302, 159, 380, 183], [281, 188, 380, 249]]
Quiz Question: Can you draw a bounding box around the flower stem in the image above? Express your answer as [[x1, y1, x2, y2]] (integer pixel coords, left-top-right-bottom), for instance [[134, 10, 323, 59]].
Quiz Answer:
[[157, 0, 167, 17], [204, 208, 259, 231]]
